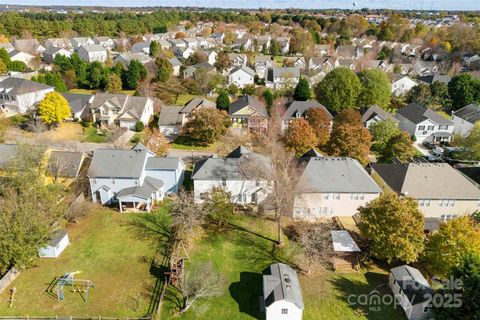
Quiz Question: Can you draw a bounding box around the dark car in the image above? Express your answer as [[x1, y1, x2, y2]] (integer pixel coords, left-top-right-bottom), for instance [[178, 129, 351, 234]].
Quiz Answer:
[[422, 141, 436, 150]]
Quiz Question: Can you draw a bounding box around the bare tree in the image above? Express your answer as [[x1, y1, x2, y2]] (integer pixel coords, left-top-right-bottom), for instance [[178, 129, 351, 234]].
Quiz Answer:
[[177, 262, 227, 314], [285, 221, 335, 273], [246, 100, 301, 245], [215, 129, 252, 156], [169, 191, 205, 242]]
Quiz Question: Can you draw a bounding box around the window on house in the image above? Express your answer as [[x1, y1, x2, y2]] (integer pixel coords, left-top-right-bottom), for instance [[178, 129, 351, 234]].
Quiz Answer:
[[335, 193, 341, 200], [440, 214, 457, 222], [222, 179, 227, 187], [11, 96, 15, 101], [419, 199, 431, 207], [440, 200, 455, 207], [200, 193, 206, 200], [418, 125, 425, 131], [281, 309, 288, 314], [439, 125, 449, 130], [427, 125, 434, 130]]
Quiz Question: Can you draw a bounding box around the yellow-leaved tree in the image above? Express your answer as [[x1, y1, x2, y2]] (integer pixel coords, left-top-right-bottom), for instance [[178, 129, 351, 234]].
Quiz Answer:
[[37, 92, 71, 127]]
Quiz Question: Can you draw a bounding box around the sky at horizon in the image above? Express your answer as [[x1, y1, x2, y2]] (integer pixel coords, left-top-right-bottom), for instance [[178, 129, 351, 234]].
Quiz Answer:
[[3, 0, 480, 11]]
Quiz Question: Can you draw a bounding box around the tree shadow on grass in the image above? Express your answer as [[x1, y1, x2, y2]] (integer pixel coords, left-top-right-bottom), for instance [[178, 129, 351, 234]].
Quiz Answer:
[[329, 271, 405, 320], [231, 228, 302, 272], [229, 272, 263, 320]]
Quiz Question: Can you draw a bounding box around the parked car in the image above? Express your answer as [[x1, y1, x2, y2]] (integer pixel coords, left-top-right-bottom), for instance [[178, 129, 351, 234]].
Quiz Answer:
[[422, 141, 437, 150]]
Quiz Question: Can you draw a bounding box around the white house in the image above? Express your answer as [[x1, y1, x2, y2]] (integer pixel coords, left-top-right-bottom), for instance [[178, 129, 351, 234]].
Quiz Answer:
[[293, 153, 381, 219], [228, 65, 255, 88], [452, 104, 480, 136], [266, 67, 300, 90], [192, 146, 270, 205], [158, 105, 183, 138], [78, 44, 108, 63], [9, 50, 36, 68], [392, 74, 418, 97], [255, 55, 274, 79], [0, 77, 54, 116], [43, 47, 73, 64], [90, 94, 154, 130], [88, 144, 184, 212], [263, 263, 304, 320], [71, 37, 94, 50], [183, 38, 200, 50], [93, 36, 115, 51], [165, 57, 181, 76], [389, 265, 433, 320], [395, 103, 454, 143], [38, 230, 69, 258]]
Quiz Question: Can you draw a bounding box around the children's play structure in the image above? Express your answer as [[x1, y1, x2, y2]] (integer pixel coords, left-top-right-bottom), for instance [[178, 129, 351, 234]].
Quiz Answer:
[[55, 271, 94, 303]]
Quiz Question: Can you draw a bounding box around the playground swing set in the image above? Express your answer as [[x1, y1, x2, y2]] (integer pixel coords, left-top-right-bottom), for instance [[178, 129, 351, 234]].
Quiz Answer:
[[55, 271, 94, 303]]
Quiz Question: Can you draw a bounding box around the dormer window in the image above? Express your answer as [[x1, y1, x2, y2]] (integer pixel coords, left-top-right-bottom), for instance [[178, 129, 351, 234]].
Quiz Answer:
[[295, 111, 301, 118]]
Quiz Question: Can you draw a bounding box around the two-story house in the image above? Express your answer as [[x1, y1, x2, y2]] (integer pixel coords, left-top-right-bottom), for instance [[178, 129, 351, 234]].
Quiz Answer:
[[0, 77, 54, 116], [452, 104, 480, 137], [192, 146, 270, 205], [229, 95, 268, 133], [371, 162, 480, 223], [395, 103, 454, 143], [293, 153, 381, 220], [228, 65, 255, 88], [93, 37, 115, 51], [391, 75, 418, 97], [88, 144, 184, 212], [71, 37, 95, 50], [78, 44, 108, 63], [254, 55, 274, 79], [90, 94, 154, 130], [265, 67, 300, 90], [281, 101, 333, 132]]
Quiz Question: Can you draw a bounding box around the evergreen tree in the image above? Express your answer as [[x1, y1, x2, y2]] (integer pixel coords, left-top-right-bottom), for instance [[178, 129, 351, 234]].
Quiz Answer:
[[216, 90, 230, 110], [293, 77, 312, 101]]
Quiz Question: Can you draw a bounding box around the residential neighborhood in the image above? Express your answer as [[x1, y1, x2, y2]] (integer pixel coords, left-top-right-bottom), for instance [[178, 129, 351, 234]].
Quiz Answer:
[[0, 4, 480, 320]]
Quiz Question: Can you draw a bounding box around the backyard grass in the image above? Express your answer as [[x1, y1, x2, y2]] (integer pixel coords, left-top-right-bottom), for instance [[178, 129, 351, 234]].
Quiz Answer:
[[174, 94, 215, 106], [169, 142, 217, 151], [160, 214, 405, 320], [0, 208, 158, 317], [69, 88, 136, 96], [81, 127, 111, 143]]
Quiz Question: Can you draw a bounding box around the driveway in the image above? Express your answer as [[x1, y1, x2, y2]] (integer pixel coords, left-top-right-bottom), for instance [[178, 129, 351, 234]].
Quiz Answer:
[[413, 143, 430, 156]]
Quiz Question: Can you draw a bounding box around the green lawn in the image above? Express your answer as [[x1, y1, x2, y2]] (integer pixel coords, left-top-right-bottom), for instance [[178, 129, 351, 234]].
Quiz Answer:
[[69, 88, 135, 95], [160, 215, 404, 320], [0, 208, 158, 317], [81, 127, 111, 143], [169, 142, 217, 151]]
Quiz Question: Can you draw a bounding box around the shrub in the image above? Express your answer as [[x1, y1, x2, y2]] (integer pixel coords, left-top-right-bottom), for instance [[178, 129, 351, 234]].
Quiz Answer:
[[135, 121, 145, 132]]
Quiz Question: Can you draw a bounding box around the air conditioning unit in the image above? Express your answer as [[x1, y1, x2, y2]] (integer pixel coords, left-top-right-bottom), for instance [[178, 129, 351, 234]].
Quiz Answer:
[[423, 131, 427, 135]]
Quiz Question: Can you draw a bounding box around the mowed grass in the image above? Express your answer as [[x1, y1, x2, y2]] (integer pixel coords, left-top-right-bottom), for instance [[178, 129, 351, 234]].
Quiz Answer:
[[81, 127, 111, 143], [161, 215, 404, 320], [0, 208, 157, 317], [69, 88, 136, 95]]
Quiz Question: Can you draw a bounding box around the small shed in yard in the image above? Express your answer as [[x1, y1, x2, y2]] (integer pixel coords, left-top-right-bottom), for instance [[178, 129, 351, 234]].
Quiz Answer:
[[262, 263, 304, 320], [331, 230, 361, 272], [38, 230, 70, 258], [389, 265, 433, 320]]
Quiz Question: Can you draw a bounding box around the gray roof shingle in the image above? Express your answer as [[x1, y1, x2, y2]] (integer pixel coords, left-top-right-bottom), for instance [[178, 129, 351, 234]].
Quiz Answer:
[[88, 149, 148, 178], [295, 157, 381, 194], [0, 77, 53, 96], [263, 263, 304, 309], [371, 162, 480, 199], [229, 95, 267, 117], [396, 103, 453, 125], [47, 151, 86, 178], [282, 101, 333, 121]]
